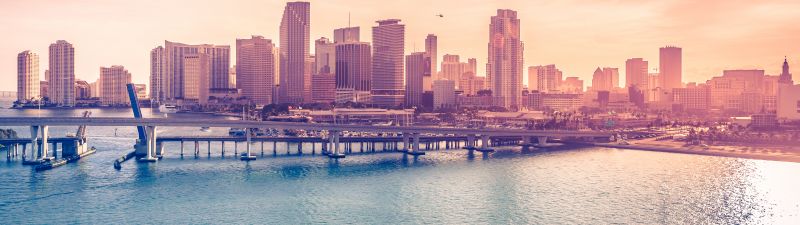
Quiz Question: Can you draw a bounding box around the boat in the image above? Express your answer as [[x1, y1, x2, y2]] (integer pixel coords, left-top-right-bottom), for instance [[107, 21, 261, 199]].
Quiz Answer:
[[158, 104, 178, 113], [200, 127, 211, 132]]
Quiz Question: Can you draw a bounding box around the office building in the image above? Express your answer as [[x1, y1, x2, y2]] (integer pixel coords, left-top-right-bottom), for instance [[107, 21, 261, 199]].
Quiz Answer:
[[487, 9, 523, 110], [17, 50, 39, 102]]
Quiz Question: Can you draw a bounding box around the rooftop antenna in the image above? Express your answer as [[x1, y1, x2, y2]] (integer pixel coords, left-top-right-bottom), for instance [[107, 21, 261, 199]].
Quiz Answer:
[[348, 12, 351, 27]]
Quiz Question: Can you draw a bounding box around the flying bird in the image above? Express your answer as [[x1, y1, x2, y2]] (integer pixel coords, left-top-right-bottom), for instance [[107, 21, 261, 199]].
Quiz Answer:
[[436, 14, 444, 18]]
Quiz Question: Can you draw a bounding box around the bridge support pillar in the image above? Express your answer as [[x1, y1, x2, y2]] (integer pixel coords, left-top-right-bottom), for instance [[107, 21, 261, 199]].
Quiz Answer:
[[241, 128, 256, 161], [30, 125, 51, 161], [407, 133, 425, 155], [466, 134, 476, 150], [139, 126, 158, 162], [328, 130, 344, 158], [401, 133, 410, 152], [477, 135, 494, 153], [194, 141, 199, 157], [537, 137, 548, 146]]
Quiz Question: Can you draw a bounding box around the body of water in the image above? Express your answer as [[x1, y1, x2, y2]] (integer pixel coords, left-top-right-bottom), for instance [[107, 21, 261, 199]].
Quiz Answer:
[[1, 99, 799, 224]]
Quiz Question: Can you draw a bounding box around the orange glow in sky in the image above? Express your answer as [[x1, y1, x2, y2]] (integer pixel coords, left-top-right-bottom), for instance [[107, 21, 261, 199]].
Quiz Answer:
[[2, 0, 799, 90]]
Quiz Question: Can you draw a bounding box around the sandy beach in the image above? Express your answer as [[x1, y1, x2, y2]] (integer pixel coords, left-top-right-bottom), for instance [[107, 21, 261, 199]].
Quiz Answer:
[[594, 138, 800, 163]]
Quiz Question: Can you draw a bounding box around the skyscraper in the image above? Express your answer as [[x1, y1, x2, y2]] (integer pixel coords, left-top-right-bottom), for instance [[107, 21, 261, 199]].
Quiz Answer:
[[424, 34, 437, 91], [150, 46, 166, 103], [279, 1, 311, 104], [779, 57, 793, 85], [314, 37, 335, 74], [154, 41, 229, 102], [528, 64, 562, 92], [405, 52, 427, 107], [99, 65, 132, 106], [17, 50, 39, 102], [335, 42, 372, 103], [371, 19, 405, 107], [236, 35, 276, 105], [591, 67, 619, 92], [659, 46, 682, 91], [182, 53, 211, 104], [625, 58, 648, 88], [441, 54, 462, 82], [487, 9, 523, 110], [334, 26, 359, 43], [48, 40, 75, 106]]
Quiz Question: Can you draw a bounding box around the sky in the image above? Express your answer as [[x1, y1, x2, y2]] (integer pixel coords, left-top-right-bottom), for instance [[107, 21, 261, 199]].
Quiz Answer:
[[2, 0, 800, 91]]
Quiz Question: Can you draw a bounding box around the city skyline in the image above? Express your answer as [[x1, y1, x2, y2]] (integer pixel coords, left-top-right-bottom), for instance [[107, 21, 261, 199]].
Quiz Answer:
[[2, 0, 800, 92], [0, 1, 800, 90]]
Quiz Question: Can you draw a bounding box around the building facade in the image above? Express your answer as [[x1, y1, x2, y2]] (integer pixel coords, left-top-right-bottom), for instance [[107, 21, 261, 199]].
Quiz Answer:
[[625, 58, 648, 90], [529, 64, 562, 92], [672, 84, 710, 111], [591, 67, 619, 92], [17, 51, 39, 102], [405, 52, 427, 107], [279, 1, 311, 104], [487, 9, 523, 110], [334, 26, 359, 43], [182, 53, 211, 104], [335, 42, 372, 103], [425, 34, 437, 91], [433, 79, 456, 109], [659, 46, 682, 91], [149, 46, 166, 103], [152, 41, 229, 103], [371, 19, 406, 107], [48, 40, 76, 106], [777, 84, 800, 121], [236, 36, 276, 105], [99, 66, 132, 106]]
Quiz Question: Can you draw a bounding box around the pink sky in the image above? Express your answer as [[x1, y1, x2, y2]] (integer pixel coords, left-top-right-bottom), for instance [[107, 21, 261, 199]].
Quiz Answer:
[[2, 0, 799, 91]]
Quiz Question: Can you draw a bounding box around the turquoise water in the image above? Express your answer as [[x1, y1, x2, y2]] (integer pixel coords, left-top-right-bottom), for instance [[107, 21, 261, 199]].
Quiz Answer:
[[1, 101, 799, 224]]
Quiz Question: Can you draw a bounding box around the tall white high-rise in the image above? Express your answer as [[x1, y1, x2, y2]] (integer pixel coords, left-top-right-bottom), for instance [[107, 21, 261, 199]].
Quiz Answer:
[[17, 50, 39, 102], [99, 65, 132, 106], [48, 40, 76, 106], [405, 52, 427, 107], [150, 46, 166, 103], [487, 10, 523, 110], [371, 19, 405, 107], [279, 1, 311, 104], [236, 35, 276, 105]]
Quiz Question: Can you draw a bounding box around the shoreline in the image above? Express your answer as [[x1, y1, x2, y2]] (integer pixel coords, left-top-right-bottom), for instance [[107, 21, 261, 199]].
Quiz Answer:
[[591, 141, 800, 163]]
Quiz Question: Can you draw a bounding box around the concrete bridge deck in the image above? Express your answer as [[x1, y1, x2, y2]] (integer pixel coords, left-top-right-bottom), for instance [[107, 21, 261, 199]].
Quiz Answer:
[[0, 117, 612, 138]]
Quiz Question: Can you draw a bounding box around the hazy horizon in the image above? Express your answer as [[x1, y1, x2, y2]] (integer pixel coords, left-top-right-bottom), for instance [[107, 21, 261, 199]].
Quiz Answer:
[[2, 0, 799, 91]]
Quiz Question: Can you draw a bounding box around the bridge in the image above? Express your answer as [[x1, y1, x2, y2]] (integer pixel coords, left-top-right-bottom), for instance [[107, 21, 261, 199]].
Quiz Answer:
[[0, 116, 612, 165]]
